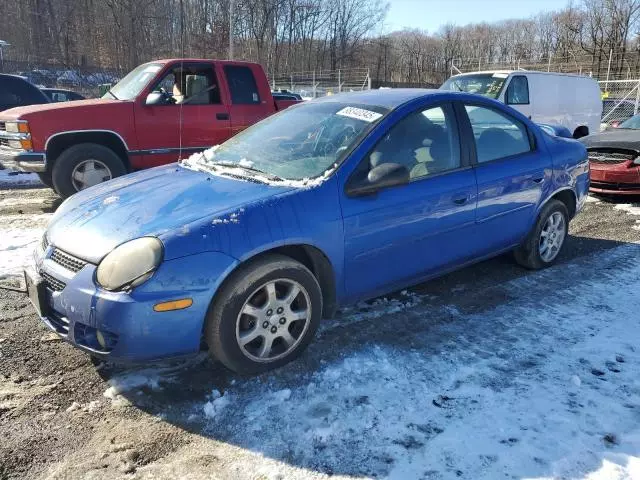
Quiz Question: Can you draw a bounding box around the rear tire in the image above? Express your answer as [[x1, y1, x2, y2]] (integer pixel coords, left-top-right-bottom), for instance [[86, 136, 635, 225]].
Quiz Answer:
[[204, 254, 322, 375], [514, 199, 569, 270], [51, 143, 126, 198]]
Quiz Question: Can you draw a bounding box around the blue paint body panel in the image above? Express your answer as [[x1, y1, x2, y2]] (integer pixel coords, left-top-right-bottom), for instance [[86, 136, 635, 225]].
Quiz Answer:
[[35, 89, 589, 362]]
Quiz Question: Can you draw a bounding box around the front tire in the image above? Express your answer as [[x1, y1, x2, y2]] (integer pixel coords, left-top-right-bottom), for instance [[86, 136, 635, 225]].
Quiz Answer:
[[37, 171, 53, 188], [51, 143, 126, 198], [514, 199, 569, 269], [204, 254, 322, 375]]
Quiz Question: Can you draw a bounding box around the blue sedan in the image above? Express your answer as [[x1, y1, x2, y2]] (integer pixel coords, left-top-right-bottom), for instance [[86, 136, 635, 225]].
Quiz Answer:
[[26, 89, 589, 374]]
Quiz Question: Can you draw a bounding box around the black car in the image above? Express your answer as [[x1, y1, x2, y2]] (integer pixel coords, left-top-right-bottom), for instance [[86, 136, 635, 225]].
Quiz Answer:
[[41, 88, 86, 102], [272, 90, 303, 101], [0, 74, 51, 111]]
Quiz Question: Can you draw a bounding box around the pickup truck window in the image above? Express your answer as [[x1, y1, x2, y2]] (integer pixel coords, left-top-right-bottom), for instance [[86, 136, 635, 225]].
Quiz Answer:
[[107, 62, 163, 100], [152, 65, 221, 105], [224, 66, 260, 104]]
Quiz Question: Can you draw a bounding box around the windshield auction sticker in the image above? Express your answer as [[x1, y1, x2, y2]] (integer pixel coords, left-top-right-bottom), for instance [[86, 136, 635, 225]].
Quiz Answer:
[[336, 106, 383, 123]]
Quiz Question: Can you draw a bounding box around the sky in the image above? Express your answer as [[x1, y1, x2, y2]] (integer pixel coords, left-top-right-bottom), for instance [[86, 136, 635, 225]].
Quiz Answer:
[[385, 0, 566, 32]]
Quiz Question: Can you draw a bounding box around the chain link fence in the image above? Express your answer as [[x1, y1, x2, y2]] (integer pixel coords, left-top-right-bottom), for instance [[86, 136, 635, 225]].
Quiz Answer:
[[599, 79, 640, 129], [270, 69, 371, 99]]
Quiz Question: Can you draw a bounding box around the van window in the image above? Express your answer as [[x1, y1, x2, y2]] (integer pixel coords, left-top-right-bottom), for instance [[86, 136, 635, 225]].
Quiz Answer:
[[506, 76, 529, 105], [224, 66, 261, 104], [464, 105, 532, 163]]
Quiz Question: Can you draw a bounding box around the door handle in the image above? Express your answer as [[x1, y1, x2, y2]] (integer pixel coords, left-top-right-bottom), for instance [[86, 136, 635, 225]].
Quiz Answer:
[[452, 195, 468, 205], [216, 112, 230, 120]]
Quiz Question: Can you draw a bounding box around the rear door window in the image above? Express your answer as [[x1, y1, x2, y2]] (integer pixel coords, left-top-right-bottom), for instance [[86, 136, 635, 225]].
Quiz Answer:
[[224, 66, 261, 104], [464, 105, 532, 163]]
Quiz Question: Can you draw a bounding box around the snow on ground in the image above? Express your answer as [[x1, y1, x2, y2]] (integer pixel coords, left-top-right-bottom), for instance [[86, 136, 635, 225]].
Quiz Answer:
[[129, 242, 640, 480], [0, 169, 43, 188], [613, 203, 640, 231], [0, 214, 51, 285]]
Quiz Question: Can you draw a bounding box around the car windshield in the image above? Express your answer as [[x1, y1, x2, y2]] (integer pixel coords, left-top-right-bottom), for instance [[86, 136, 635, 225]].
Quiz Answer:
[[618, 114, 640, 129], [440, 73, 508, 99], [104, 62, 163, 100], [187, 101, 388, 181]]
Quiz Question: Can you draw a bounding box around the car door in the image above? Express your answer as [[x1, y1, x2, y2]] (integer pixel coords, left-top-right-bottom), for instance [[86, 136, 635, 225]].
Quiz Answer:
[[134, 62, 231, 168], [458, 101, 552, 255], [219, 64, 271, 136], [340, 102, 478, 300]]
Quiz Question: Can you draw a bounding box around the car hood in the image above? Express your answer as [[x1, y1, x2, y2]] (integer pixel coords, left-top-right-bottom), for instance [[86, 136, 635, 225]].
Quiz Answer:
[[580, 129, 640, 151], [47, 164, 294, 263], [0, 98, 122, 120]]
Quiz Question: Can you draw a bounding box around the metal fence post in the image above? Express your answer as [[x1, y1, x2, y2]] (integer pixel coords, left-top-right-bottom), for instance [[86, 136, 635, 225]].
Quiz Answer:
[[312, 70, 316, 98], [635, 80, 640, 115], [338, 69, 341, 93], [367, 68, 371, 90]]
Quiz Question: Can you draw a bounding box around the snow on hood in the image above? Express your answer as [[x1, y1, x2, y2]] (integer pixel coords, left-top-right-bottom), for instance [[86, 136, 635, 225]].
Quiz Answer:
[[47, 164, 294, 263]]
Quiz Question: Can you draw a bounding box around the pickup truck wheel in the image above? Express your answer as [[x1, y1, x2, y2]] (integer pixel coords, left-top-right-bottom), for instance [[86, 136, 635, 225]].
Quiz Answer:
[[52, 143, 126, 198], [514, 199, 569, 270], [204, 254, 322, 375], [36, 172, 53, 188]]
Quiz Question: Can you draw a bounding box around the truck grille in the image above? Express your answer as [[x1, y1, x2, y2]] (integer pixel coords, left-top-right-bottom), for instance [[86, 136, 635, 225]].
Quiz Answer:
[[0, 121, 5, 132], [50, 248, 87, 273], [588, 150, 636, 164], [41, 271, 66, 292], [0, 139, 8, 148]]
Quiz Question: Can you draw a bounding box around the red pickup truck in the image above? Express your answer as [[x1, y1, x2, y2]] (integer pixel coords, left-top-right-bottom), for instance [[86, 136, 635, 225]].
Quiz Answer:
[[0, 59, 300, 197]]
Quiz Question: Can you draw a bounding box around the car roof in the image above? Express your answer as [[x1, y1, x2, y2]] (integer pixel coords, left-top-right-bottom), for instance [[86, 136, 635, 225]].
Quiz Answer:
[[312, 88, 451, 109]]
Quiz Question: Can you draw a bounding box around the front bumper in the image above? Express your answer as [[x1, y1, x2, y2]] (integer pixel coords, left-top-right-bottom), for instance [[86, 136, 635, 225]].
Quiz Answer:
[[589, 161, 640, 195], [0, 148, 46, 172], [30, 242, 238, 363]]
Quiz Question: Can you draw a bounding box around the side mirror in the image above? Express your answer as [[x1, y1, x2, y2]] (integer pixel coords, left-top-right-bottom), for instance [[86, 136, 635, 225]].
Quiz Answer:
[[346, 162, 410, 197], [145, 91, 170, 106]]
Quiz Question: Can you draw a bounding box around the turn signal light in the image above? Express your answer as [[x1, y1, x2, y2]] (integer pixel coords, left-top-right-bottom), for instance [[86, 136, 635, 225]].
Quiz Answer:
[[20, 139, 33, 150], [17, 123, 30, 134], [153, 298, 193, 312]]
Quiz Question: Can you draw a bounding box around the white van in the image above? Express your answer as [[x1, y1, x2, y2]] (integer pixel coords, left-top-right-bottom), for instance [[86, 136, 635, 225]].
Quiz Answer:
[[440, 70, 602, 138]]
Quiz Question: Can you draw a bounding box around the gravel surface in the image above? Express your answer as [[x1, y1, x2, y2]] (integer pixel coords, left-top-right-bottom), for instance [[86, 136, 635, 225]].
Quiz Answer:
[[1, 187, 639, 480]]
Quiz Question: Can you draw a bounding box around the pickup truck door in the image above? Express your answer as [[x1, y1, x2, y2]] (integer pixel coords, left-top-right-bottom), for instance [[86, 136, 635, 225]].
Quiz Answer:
[[218, 64, 274, 136], [133, 62, 231, 168]]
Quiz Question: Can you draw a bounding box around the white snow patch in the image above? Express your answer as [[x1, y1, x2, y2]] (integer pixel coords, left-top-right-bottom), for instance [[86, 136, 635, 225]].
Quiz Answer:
[[0, 228, 43, 281], [614, 203, 640, 216], [203, 390, 232, 419], [0, 169, 43, 187], [585, 195, 601, 203], [238, 158, 254, 168], [194, 244, 640, 479]]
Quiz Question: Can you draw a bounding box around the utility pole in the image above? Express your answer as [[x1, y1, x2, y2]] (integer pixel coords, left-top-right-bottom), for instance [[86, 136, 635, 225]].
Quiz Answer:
[[0, 40, 10, 72], [229, 0, 234, 60]]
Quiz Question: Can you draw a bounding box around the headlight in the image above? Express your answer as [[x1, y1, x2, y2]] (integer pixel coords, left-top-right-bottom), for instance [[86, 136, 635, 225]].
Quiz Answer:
[[5, 121, 29, 134], [96, 237, 163, 291]]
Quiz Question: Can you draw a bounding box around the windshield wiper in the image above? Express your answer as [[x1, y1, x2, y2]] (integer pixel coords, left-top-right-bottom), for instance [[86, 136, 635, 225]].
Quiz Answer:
[[105, 89, 119, 100], [209, 161, 283, 181]]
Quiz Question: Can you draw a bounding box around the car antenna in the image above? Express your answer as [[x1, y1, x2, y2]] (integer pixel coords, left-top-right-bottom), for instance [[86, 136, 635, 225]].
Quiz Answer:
[[178, 0, 185, 163]]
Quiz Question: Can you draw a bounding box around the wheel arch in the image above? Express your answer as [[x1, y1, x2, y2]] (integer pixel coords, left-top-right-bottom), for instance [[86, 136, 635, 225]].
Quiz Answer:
[[213, 243, 338, 321], [572, 125, 589, 139], [540, 187, 577, 219], [45, 130, 131, 172]]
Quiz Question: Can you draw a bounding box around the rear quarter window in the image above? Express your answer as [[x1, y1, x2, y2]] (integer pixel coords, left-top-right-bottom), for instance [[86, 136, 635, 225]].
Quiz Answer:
[[224, 66, 261, 104]]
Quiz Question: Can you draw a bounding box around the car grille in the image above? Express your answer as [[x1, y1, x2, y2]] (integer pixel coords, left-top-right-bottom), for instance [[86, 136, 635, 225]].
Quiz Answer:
[[588, 150, 636, 164], [47, 310, 70, 335], [50, 248, 87, 273], [41, 271, 66, 292], [41, 235, 49, 251]]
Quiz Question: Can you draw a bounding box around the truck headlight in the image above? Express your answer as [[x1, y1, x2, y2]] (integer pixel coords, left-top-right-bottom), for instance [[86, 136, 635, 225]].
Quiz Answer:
[[96, 237, 163, 291], [5, 121, 30, 134]]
